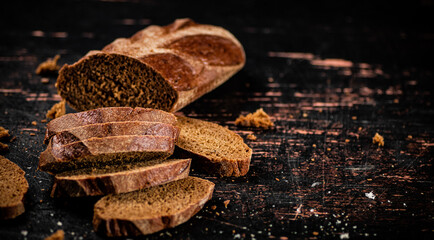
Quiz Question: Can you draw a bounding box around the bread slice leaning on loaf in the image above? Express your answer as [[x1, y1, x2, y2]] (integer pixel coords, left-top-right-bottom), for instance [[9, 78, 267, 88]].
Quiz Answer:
[[51, 158, 191, 197], [44, 107, 176, 144], [175, 116, 252, 177], [93, 176, 214, 237], [39, 135, 175, 174], [0, 156, 29, 219], [50, 121, 179, 146], [56, 18, 245, 112]]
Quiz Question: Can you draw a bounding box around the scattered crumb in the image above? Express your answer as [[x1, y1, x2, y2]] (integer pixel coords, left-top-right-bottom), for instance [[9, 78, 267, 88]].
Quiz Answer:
[[326, 147, 331, 151], [313, 231, 319, 236], [44, 229, 65, 240], [0, 126, 10, 139], [312, 144, 316, 148], [215, 212, 220, 216], [211, 205, 217, 210], [351, 116, 357, 120], [275, 178, 280, 181], [46, 100, 66, 119], [41, 78, 50, 84], [0, 142, 9, 152], [29, 133, 36, 136], [407, 135, 413, 139], [345, 139, 350, 143], [235, 108, 274, 129], [246, 134, 257, 141], [365, 191, 376, 200], [358, 127, 363, 131], [36, 55, 61, 75], [223, 200, 230, 208], [31, 121, 37, 126], [41, 119, 48, 123], [302, 112, 308, 118], [372, 132, 384, 147]]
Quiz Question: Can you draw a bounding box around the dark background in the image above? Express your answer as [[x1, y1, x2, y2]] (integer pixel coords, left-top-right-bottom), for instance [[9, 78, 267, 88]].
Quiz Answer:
[[1, 0, 433, 239]]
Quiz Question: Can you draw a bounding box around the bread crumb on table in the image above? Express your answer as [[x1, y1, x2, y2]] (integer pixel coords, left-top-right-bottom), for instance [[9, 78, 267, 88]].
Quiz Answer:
[[0, 142, 9, 152], [223, 200, 230, 208], [372, 132, 384, 147], [44, 229, 65, 240], [46, 100, 66, 119], [246, 134, 257, 140], [35, 55, 61, 75], [0, 126, 10, 139], [235, 108, 274, 129]]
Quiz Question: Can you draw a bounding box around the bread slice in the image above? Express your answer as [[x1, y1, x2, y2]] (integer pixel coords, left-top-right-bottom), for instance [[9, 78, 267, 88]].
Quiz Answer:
[[0, 156, 29, 219], [175, 116, 252, 177], [51, 158, 191, 197], [93, 176, 214, 237], [44, 107, 176, 144], [39, 135, 175, 174], [50, 121, 179, 146]]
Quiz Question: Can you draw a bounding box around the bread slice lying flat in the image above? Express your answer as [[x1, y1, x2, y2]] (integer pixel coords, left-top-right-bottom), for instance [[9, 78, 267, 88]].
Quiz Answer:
[[93, 176, 214, 237], [51, 158, 191, 197], [44, 107, 176, 144], [0, 156, 29, 219], [51, 121, 179, 146], [39, 135, 175, 174], [175, 116, 252, 177]]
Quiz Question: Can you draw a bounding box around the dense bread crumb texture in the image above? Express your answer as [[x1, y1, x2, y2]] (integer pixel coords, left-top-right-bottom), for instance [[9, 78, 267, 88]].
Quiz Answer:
[[44, 107, 176, 143], [57, 18, 245, 112], [175, 116, 252, 177], [0, 156, 29, 219], [46, 100, 66, 119], [39, 135, 175, 174], [52, 158, 191, 197], [36, 55, 61, 75], [44, 229, 64, 240], [93, 176, 214, 237], [51, 121, 179, 146], [235, 108, 274, 129]]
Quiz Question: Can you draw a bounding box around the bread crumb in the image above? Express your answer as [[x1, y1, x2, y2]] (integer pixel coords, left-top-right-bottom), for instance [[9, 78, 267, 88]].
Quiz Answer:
[[351, 116, 357, 120], [0, 126, 10, 139], [235, 108, 274, 129], [36, 55, 61, 75], [246, 134, 257, 140], [223, 200, 230, 208], [275, 178, 280, 181], [211, 205, 217, 210], [372, 133, 384, 147], [41, 78, 50, 84], [41, 119, 48, 123], [46, 100, 66, 119], [44, 229, 64, 240], [0, 142, 9, 152], [29, 133, 36, 136], [345, 139, 350, 143], [31, 121, 37, 126]]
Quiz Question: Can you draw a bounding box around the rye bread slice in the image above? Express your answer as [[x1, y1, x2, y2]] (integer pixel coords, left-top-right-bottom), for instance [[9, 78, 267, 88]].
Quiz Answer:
[[93, 176, 214, 237], [0, 156, 29, 219], [50, 121, 179, 146], [39, 135, 175, 174], [44, 107, 176, 144], [175, 116, 252, 177], [51, 158, 191, 197]]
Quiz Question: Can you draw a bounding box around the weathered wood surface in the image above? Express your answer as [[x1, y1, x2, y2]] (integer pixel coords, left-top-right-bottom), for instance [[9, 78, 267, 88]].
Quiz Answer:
[[1, 1, 433, 239]]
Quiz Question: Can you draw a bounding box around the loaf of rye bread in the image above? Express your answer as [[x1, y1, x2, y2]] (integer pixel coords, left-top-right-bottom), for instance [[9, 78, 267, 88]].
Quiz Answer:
[[56, 18, 245, 112], [39, 135, 175, 174], [51, 158, 191, 197], [175, 116, 252, 177], [44, 107, 176, 144], [93, 176, 214, 237], [0, 156, 29, 219], [50, 121, 179, 146]]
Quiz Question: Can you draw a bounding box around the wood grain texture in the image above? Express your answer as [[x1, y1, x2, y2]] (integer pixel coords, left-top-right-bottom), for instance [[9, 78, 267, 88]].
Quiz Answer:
[[0, 0, 433, 239]]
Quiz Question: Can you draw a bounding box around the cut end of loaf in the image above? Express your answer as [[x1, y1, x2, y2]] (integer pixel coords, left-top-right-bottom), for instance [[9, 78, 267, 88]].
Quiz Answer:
[[57, 53, 178, 112]]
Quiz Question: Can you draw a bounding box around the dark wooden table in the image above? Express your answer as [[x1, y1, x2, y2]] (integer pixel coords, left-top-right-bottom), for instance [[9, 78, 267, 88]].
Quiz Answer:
[[1, 1, 433, 239]]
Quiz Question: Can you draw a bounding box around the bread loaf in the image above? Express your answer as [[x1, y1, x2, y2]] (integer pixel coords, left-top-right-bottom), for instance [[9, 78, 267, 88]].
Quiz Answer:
[[50, 121, 179, 146], [39, 135, 175, 174], [0, 156, 29, 219], [45, 107, 176, 144], [51, 158, 191, 197], [56, 18, 245, 112], [93, 176, 214, 237], [175, 116, 252, 177]]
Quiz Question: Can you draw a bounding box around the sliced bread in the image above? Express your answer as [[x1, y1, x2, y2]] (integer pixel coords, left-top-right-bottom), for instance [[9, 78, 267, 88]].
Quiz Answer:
[[44, 107, 176, 143], [39, 135, 175, 174], [51, 158, 191, 197], [50, 121, 179, 146], [93, 176, 214, 237], [0, 156, 29, 219], [175, 116, 252, 177]]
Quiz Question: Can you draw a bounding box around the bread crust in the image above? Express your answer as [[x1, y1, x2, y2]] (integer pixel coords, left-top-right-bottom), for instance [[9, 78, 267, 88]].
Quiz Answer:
[[51, 159, 191, 197], [57, 18, 245, 112], [93, 177, 214, 237]]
